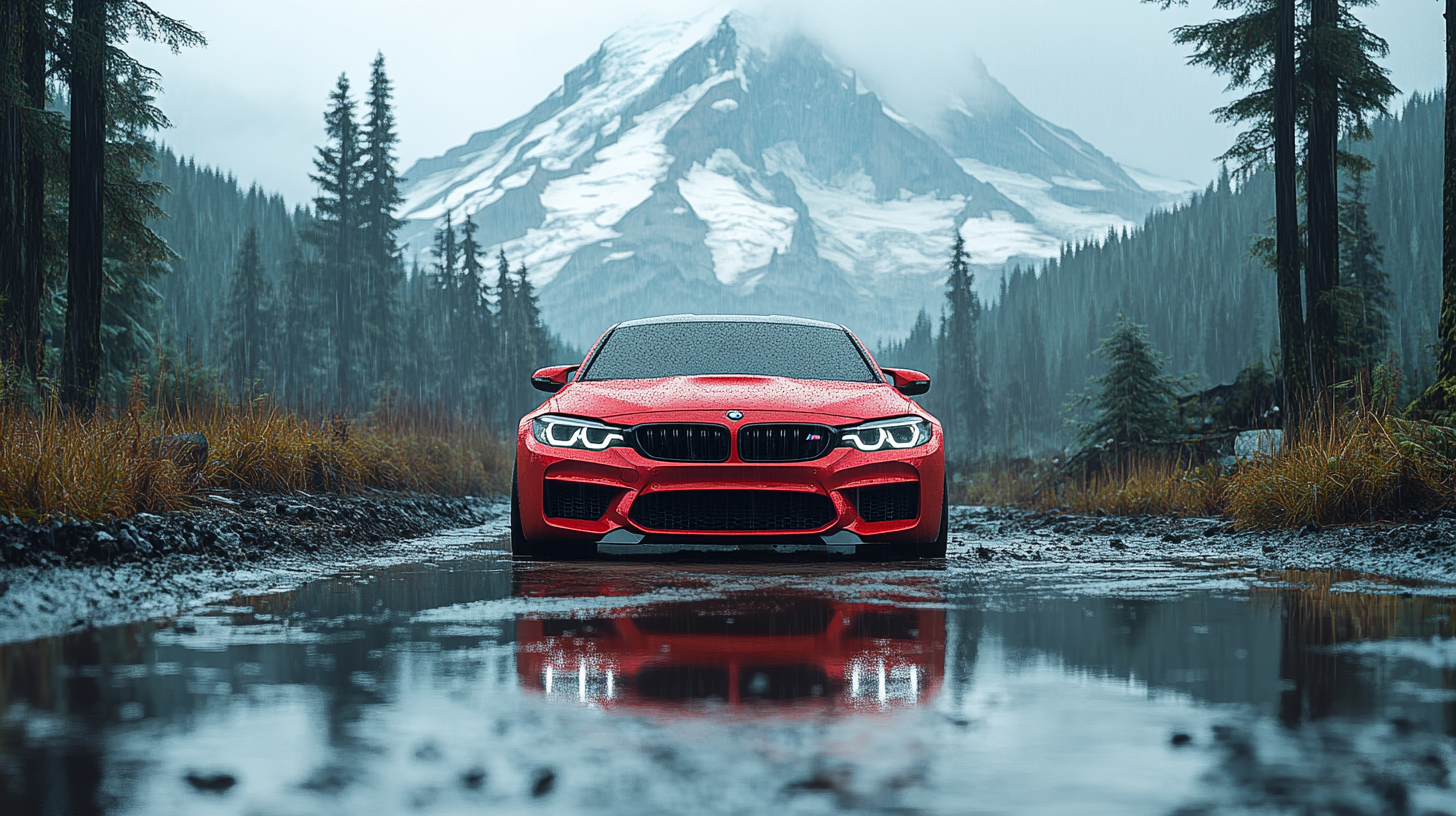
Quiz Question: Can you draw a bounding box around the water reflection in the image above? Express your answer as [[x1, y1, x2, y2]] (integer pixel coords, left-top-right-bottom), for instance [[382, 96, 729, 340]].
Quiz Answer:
[[516, 594, 943, 710], [0, 556, 1453, 814]]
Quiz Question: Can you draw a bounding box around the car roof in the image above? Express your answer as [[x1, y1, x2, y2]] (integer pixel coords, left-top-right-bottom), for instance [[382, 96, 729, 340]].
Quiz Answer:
[[613, 314, 847, 331]]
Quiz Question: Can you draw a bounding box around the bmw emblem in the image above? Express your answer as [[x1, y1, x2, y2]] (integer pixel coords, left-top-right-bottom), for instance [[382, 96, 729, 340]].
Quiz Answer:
[[726, 410, 744, 421]]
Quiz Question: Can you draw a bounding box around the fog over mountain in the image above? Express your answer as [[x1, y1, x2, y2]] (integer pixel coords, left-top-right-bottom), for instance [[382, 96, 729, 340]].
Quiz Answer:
[[397, 12, 1196, 347]]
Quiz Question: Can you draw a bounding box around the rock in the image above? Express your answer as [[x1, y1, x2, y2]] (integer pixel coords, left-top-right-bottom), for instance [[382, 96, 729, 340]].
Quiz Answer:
[[184, 771, 237, 793], [1161, 533, 1186, 544], [1171, 733, 1192, 746], [1235, 429, 1284, 460], [461, 767, 487, 790], [1109, 539, 1127, 549], [976, 547, 994, 560], [150, 433, 209, 475], [530, 768, 556, 797]]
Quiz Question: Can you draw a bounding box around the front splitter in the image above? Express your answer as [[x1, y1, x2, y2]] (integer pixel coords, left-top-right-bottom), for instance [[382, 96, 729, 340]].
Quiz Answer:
[[598, 541, 861, 556]]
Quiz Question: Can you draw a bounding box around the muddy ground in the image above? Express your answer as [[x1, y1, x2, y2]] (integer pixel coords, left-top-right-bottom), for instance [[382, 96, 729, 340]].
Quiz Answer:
[[2, 501, 1454, 647]]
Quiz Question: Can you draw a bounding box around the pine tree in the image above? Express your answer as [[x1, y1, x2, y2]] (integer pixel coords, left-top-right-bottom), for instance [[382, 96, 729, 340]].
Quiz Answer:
[[278, 238, 318, 405], [15, 0, 46, 377], [1145, 0, 1309, 422], [57, 0, 203, 407], [1334, 166, 1391, 372], [1080, 314, 1181, 452], [1305, 0, 1397, 391], [310, 73, 365, 407], [359, 53, 402, 389], [458, 214, 494, 412], [62, 0, 107, 409], [1411, 0, 1456, 421], [1149, 0, 1394, 414], [938, 233, 987, 459], [224, 227, 273, 394]]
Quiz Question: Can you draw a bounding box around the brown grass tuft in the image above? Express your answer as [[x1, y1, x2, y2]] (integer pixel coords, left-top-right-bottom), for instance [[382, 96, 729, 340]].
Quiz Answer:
[[0, 399, 511, 522], [960, 455, 1226, 517], [1224, 411, 1456, 529]]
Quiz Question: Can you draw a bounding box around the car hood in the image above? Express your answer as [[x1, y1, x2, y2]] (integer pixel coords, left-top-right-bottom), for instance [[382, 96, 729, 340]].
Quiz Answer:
[[547, 376, 918, 424]]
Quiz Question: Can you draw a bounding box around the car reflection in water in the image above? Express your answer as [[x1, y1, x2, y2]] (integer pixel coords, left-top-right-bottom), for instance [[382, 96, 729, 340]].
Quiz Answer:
[[513, 571, 944, 712]]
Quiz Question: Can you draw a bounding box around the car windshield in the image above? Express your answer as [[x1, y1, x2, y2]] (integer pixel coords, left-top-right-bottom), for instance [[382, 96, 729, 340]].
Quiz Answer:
[[582, 321, 879, 382]]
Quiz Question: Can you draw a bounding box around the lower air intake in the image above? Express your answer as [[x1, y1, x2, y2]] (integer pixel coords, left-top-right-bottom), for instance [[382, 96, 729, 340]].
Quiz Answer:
[[543, 480, 616, 521], [628, 490, 836, 532], [847, 482, 919, 523]]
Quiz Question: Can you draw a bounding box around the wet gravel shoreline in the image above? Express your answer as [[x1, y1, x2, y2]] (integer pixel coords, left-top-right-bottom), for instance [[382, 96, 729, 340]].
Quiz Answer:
[[0, 490, 496, 570], [0, 492, 507, 645], [958, 507, 1456, 586], [2, 502, 1455, 647]]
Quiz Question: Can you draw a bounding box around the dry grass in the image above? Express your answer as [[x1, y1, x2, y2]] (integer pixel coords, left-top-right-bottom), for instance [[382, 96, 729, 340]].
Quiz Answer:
[[961, 455, 1226, 517], [1059, 458, 1227, 518], [0, 399, 511, 522], [964, 410, 1456, 529], [1224, 411, 1456, 529]]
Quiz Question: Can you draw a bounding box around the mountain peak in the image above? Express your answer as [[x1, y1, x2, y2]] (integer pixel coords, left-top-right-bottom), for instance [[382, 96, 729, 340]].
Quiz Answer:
[[397, 11, 1173, 346]]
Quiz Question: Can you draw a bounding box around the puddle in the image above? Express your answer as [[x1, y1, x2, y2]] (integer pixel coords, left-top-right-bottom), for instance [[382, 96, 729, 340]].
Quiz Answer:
[[2, 556, 1455, 814]]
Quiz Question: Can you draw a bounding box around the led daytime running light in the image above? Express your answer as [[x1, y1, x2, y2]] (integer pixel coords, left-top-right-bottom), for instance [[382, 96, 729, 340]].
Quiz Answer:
[[839, 417, 931, 452], [533, 416, 627, 450]]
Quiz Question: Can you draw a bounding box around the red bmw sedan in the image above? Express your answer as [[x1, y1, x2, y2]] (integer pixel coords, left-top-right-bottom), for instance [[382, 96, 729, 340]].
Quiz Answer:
[[512, 314, 946, 559]]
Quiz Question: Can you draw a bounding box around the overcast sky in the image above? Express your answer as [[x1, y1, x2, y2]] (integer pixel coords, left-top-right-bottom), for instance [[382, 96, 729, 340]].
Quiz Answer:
[[130, 1, 1445, 208]]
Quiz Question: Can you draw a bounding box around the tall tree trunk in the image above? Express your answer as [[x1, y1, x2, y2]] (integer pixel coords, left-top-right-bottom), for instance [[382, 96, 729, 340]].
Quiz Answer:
[[1439, 0, 1456, 385], [1411, 0, 1456, 421], [20, 0, 44, 376], [1305, 0, 1341, 392], [0, 0, 21, 363], [1275, 0, 1309, 427], [62, 0, 105, 410]]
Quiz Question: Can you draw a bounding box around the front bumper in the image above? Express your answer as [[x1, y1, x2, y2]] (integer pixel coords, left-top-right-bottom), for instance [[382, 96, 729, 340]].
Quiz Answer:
[[515, 418, 945, 545]]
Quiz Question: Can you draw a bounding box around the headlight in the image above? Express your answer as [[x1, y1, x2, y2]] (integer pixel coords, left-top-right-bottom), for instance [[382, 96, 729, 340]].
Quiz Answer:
[[839, 417, 932, 452], [532, 415, 628, 450]]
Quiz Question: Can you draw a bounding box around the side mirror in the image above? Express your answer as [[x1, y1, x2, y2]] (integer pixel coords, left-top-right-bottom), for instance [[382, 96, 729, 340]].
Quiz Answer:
[[531, 365, 579, 393], [882, 367, 931, 397]]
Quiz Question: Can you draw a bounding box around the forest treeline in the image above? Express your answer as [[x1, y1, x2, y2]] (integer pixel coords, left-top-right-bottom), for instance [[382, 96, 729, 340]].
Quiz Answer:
[[0, 0, 563, 430], [881, 89, 1441, 459], [150, 63, 568, 430]]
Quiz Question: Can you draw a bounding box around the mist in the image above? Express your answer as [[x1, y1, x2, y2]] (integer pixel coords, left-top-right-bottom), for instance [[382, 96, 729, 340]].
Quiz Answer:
[[127, 1, 1443, 207]]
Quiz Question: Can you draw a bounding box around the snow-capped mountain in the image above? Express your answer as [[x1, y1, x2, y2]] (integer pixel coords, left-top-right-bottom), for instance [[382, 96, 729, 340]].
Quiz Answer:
[[398, 12, 1190, 347]]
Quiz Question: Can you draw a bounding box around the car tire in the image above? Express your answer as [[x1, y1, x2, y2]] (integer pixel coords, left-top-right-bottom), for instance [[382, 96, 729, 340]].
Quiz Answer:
[[510, 465, 596, 560], [916, 477, 950, 559]]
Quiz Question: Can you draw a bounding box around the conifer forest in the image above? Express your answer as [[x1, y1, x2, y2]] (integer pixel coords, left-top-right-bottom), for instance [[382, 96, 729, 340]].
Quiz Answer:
[[0, 3, 562, 432], [0, 0, 1447, 461]]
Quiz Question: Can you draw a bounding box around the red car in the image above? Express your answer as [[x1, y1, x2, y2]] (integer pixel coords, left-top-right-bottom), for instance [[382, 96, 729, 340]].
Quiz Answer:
[[511, 315, 946, 559]]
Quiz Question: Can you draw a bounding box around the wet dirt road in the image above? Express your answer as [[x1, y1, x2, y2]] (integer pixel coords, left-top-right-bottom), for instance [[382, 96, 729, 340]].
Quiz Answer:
[[3, 516, 1456, 815]]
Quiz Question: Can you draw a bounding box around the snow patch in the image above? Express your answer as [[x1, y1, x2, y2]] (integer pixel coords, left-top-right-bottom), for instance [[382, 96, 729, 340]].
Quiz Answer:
[[499, 166, 536, 190], [958, 212, 1062, 266], [1120, 164, 1204, 200], [1016, 127, 1050, 156], [603, 251, 636, 263], [711, 98, 739, 112], [1039, 120, 1095, 160], [763, 142, 965, 283], [881, 105, 911, 125], [497, 72, 737, 286], [677, 149, 797, 286], [399, 123, 524, 221], [1051, 176, 1107, 192], [958, 158, 1135, 244]]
